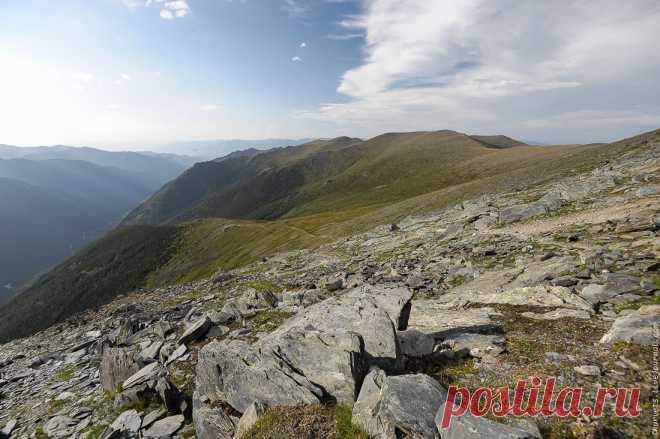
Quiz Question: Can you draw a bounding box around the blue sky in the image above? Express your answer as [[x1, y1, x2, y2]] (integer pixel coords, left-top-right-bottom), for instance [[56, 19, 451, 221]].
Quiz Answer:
[[2, 0, 660, 149]]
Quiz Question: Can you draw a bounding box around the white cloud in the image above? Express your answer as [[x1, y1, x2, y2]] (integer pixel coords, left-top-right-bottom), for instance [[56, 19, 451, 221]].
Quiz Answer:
[[303, 0, 660, 141], [292, 56, 302, 62], [299, 42, 307, 48], [121, 0, 190, 20], [160, 0, 190, 19], [200, 104, 222, 112]]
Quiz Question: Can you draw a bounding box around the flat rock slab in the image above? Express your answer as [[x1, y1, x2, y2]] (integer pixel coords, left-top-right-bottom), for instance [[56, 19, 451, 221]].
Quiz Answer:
[[440, 286, 593, 312], [110, 409, 142, 432], [43, 416, 77, 439], [408, 303, 501, 338], [600, 305, 660, 345], [436, 408, 540, 439], [521, 308, 591, 320], [123, 362, 162, 389], [143, 415, 184, 438], [353, 368, 446, 439], [178, 315, 211, 345]]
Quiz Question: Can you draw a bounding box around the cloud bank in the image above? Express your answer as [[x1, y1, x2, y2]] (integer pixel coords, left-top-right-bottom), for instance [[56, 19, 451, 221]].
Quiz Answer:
[[304, 0, 660, 142]]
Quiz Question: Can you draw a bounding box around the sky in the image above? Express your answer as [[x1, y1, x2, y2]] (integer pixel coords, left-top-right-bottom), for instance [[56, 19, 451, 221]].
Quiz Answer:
[[1, 0, 660, 149]]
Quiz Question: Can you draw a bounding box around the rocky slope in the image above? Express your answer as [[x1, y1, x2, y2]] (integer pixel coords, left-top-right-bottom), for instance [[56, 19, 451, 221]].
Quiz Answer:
[[0, 135, 658, 438]]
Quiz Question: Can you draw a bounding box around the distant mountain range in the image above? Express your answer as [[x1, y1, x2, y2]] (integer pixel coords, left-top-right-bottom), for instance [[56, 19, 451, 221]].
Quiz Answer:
[[147, 138, 312, 160], [0, 145, 193, 304]]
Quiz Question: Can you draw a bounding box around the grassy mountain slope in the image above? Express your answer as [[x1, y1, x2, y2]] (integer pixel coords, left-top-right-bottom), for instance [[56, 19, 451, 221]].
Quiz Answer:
[[2, 129, 657, 342]]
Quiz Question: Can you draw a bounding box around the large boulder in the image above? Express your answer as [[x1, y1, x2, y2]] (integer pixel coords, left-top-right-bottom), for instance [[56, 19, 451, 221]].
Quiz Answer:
[[263, 327, 366, 404], [352, 369, 446, 439], [600, 305, 660, 345], [100, 348, 139, 392], [196, 339, 324, 414], [270, 284, 413, 370]]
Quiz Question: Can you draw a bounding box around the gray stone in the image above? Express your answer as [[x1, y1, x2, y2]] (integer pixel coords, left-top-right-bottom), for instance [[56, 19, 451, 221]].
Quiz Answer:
[[238, 288, 279, 313], [196, 340, 323, 413], [600, 305, 660, 345], [142, 409, 167, 429], [142, 415, 184, 438], [100, 348, 139, 392], [234, 400, 268, 439], [122, 362, 162, 389], [324, 277, 344, 292], [270, 284, 413, 370], [409, 303, 501, 337], [139, 340, 164, 362], [178, 315, 212, 345], [574, 365, 601, 376], [521, 308, 591, 320], [1, 420, 17, 437], [165, 344, 188, 365], [109, 409, 141, 433], [436, 408, 539, 439], [443, 286, 593, 312], [499, 203, 546, 224], [265, 327, 365, 404], [193, 391, 239, 439], [397, 329, 436, 357], [43, 416, 77, 438], [352, 370, 446, 439]]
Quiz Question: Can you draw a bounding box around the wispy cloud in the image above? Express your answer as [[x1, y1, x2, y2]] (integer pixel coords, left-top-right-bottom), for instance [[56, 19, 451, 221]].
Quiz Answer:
[[121, 0, 191, 20], [299, 42, 307, 48], [302, 0, 660, 140], [292, 56, 302, 62]]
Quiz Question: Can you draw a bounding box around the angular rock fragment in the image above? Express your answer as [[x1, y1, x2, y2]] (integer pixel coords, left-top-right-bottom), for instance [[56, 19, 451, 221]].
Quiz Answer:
[[600, 305, 660, 345], [101, 348, 140, 392], [353, 369, 446, 439], [142, 415, 184, 438], [234, 400, 268, 439], [196, 340, 323, 413], [109, 409, 141, 433], [43, 416, 77, 439], [193, 392, 239, 439], [123, 362, 162, 389], [178, 315, 212, 345]]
